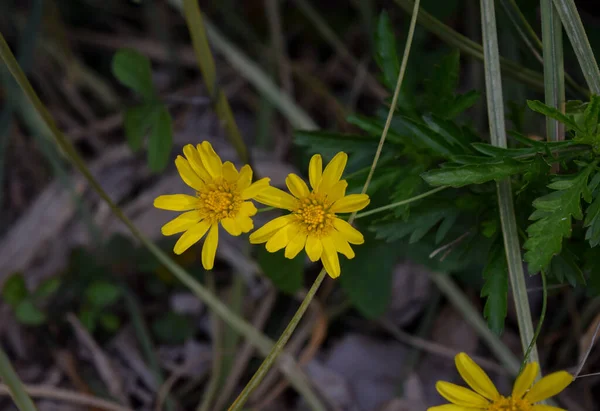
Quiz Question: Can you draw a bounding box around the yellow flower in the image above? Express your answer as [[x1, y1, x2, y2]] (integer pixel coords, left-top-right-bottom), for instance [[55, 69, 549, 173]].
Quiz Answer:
[[154, 142, 270, 270], [249, 152, 370, 278], [429, 353, 573, 411]]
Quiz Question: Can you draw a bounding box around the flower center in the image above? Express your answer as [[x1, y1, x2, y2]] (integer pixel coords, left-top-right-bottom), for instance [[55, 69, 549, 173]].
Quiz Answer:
[[197, 180, 242, 223], [294, 193, 334, 237], [488, 396, 532, 411]]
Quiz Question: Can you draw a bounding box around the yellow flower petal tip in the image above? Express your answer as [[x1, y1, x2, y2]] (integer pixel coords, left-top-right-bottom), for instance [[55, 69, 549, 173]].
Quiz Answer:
[[252, 151, 369, 278], [154, 142, 268, 269], [430, 353, 572, 410]]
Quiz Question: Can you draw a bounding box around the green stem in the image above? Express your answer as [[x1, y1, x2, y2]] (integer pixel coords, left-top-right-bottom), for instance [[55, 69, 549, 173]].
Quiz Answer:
[[521, 270, 547, 371], [354, 186, 447, 219], [0, 348, 38, 411]]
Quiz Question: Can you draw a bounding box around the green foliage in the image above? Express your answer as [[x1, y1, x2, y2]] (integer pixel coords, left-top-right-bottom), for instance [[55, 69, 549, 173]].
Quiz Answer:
[[257, 248, 303, 295], [112, 49, 156, 100], [375, 11, 400, 91], [15, 300, 46, 326], [3, 273, 61, 326], [152, 312, 194, 345], [84, 281, 122, 309], [422, 158, 533, 187], [481, 245, 508, 336], [2, 273, 28, 307]]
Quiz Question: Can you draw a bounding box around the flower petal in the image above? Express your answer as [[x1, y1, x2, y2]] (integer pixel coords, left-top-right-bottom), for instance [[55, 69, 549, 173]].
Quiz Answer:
[[249, 214, 296, 244], [235, 214, 254, 233], [266, 223, 299, 253], [222, 161, 239, 183], [237, 165, 253, 190], [201, 223, 219, 270], [331, 230, 355, 259], [198, 141, 223, 178], [308, 154, 323, 190], [512, 362, 539, 399], [435, 382, 490, 408], [239, 201, 258, 217], [330, 194, 370, 213], [318, 152, 347, 193], [531, 406, 568, 411], [327, 180, 348, 203], [285, 232, 307, 259], [426, 406, 470, 411], [183, 144, 211, 182], [161, 210, 201, 235], [455, 353, 500, 401], [175, 156, 205, 191], [286, 173, 310, 199], [254, 186, 298, 210], [242, 177, 271, 200], [154, 194, 198, 211], [321, 237, 341, 278], [524, 371, 573, 404], [333, 218, 364, 244], [173, 220, 211, 255], [305, 235, 323, 262], [221, 217, 242, 236]]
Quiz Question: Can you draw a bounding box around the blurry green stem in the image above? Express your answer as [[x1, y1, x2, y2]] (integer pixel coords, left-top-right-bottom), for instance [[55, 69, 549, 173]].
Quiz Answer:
[[0, 348, 38, 411], [354, 186, 447, 219], [521, 270, 547, 371]]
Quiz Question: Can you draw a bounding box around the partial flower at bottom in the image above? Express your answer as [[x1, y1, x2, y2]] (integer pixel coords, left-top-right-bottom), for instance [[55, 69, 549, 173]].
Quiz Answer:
[[154, 142, 270, 270], [429, 352, 573, 411], [249, 152, 370, 278]]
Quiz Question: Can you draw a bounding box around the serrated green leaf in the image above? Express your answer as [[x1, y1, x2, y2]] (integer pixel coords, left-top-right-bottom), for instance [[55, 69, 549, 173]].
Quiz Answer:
[[422, 115, 476, 153], [257, 248, 303, 295], [547, 248, 585, 287], [2, 273, 28, 307], [124, 104, 157, 152], [527, 100, 582, 132], [339, 238, 397, 319], [374, 11, 400, 90], [524, 164, 597, 273], [148, 106, 173, 172], [15, 299, 46, 326], [471, 143, 537, 157], [85, 281, 122, 308], [112, 49, 155, 100], [481, 245, 508, 336], [583, 95, 600, 135], [585, 186, 600, 247], [421, 159, 531, 187], [446, 90, 480, 118], [395, 116, 459, 156], [370, 205, 456, 243]]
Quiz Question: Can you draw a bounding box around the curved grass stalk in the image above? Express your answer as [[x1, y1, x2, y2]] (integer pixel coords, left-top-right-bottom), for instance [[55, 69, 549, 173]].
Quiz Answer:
[[0, 348, 38, 411]]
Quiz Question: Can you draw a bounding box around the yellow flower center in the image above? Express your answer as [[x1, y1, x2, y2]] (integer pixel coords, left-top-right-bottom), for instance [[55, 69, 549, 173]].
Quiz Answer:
[[294, 193, 334, 237], [197, 180, 242, 223], [488, 396, 532, 411]]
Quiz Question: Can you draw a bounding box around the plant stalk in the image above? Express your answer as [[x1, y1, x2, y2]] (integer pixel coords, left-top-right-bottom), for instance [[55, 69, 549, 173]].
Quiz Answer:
[[0, 348, 38, 411]]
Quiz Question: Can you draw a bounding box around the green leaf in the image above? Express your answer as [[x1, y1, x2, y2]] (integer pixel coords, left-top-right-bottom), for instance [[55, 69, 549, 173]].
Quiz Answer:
[[481, 245, 508, 336], [421, 159, 531, 187], [446, 90, 480, 118], [32, 277, 61, 300], [340, 238, 397, 319], [424, 50, 460, 117], [124, 104, 157, 152], [152, 312, 194, 345], [547, 248, 585, 287], [585, 183, 600, 247], [527, 100, 582, 132], [395, 116, 459, 156], [111, 49, 155, 100], [524, 163, 597, 273], [374, 11, 400, 90], [85, 281, 122, 308], [15, 299, 46, 326], [99, 313, 121, 332], [583, 95, 600, 135], [257, 248, 303, 295], [148, 106, 173, 172], [2, 273, 28, 307]]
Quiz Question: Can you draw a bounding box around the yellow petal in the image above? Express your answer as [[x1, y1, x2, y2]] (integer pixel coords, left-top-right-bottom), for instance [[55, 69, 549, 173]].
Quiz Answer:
[[161, 210, 201, 236], [198, 141, 223, 178], [154, 194, 198, 211], [333, 218, 364, 244], [309, 154, 323, 190], [330, 194, 370, 213], [183, 144, 211, 182], [426, 406, 468, 411], [235, 214, 254, 233], [305, 235, 323, 262], [239, 201, 258, 217], [318, 152, 347, 193], [173, 220, 211, 254], [201, 223, 219, 270], [238, 164, 253, 190], [286, 173, 310, 199], [524, 371, 573, 404], [321, 237, 340, 278], [454, 353, 500, 401], [327, 180, 348, 203], [331, 230, 355, 259], [531, 406, 567, 411], [435, 382, 490, 408], [266, 223, 299, 253], [222, 161, 239, 182], [254, 186, 298, 210], [221, 217, 242, 236], [285, 232, 307, 259], [175, 156, 205, 191], [249, 214, 295, 244], [512, 362, 539, 399], [242, 177, 271, 200]]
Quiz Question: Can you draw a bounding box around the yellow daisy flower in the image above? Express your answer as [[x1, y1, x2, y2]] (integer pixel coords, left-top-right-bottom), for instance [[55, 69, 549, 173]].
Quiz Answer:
[[429, 352, 573, 411], [154, 142, 270, 270], [249, 152, 370, 278]]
